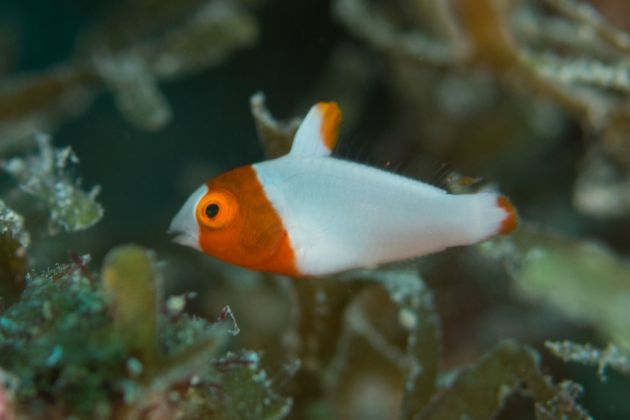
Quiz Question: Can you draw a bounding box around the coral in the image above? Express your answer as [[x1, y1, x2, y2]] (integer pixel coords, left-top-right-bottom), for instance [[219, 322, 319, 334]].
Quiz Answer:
[[483, 225, 630, 349], [335, 0, 630, 216], [0, 0, 257, 143], [419, 341, 590, 420], [341, 269, 442, 418], [546, 341, 630, 380], [250, 93, 300, 159], [0, 134, 103, 234], [0, 201, 29, 307], [0, 244, 290, 418], [335, 0, 630, 130], [0, 201, 29, 250]]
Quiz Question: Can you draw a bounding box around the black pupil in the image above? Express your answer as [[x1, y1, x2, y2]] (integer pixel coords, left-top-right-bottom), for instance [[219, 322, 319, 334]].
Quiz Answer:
[[205, 203, 220, 218]]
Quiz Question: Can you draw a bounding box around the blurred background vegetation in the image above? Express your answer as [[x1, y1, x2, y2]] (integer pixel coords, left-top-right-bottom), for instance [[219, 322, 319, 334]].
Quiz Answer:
[[1, 0, 630, 418]]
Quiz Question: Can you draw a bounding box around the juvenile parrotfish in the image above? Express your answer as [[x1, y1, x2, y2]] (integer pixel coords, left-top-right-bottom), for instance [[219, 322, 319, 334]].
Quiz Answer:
[[169, 102, 517, 277]]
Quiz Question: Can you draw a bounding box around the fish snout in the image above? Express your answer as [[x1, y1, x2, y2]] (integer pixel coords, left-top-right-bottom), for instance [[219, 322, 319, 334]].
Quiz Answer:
[[168, 184, 207, 251]]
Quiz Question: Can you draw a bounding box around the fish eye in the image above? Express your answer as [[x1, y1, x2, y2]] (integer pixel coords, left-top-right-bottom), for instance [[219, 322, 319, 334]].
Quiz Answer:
[[196, 189, 238, 229], [205, 203, 220, 218]]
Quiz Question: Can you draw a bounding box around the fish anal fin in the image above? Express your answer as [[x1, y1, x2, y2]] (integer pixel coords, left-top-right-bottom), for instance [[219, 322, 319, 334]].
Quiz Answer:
[[290, 102, 342, 157]]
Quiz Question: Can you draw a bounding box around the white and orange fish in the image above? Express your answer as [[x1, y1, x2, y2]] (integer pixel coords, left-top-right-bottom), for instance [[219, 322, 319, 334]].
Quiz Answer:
[[169, 102, 517, 277]]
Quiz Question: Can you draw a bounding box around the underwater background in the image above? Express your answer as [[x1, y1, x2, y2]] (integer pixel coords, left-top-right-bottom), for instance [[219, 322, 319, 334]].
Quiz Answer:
[[1, 0, 630, 418]]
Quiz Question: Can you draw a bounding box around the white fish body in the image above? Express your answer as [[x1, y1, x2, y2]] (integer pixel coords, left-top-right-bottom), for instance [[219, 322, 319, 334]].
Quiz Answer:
[[169, 102, 517, 277], [255, 155, 508, 276]]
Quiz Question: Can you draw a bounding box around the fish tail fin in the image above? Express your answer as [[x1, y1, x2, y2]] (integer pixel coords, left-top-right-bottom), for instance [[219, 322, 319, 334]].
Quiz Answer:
[[496, 195, 518, 235], [463, 193, 518, 242]]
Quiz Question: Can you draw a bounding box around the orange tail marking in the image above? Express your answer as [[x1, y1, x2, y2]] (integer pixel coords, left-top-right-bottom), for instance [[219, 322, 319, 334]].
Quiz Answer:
[[497, 195, 518, 235], [318, 102, 342, 152]]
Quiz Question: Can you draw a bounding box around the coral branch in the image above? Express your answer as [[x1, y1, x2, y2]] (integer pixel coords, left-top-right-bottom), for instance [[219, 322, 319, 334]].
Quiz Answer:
[[0, 134, 104, 234], [546, 341, 630, 380], [0, 0, 257, 137]]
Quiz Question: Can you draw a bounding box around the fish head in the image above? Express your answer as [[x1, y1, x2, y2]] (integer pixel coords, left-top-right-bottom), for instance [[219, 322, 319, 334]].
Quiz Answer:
[[169, 165, 290, 271]]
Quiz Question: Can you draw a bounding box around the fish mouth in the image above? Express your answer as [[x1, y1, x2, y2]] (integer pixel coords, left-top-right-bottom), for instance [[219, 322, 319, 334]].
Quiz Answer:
[[167, 221, 184, 241], [168, 220, 202, 251], [169, 230, 200, 250]]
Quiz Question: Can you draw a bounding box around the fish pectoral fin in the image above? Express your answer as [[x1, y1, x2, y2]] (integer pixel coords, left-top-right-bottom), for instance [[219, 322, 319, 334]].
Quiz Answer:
[[290, 102, 342, 157], [240, 217, 285, 262]]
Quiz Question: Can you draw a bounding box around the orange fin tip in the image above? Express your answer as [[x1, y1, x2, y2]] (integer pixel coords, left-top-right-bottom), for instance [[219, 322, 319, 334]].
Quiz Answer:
[[497, 195, 518, 235], [317, 102, 342, 152]]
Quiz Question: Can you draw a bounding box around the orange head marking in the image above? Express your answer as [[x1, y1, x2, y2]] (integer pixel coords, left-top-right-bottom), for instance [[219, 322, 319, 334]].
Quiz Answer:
[[170, 165, 298, 276], [317, 102, 342, 152]]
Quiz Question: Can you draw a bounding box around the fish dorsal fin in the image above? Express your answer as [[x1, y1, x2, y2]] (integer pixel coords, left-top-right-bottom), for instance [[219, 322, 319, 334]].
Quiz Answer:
[[290, 102, 342, 157]]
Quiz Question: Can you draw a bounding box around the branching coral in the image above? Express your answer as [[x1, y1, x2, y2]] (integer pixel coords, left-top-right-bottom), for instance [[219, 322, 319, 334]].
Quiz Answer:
[[0, 245, 290, 418], [335, 0, 630, 216], [0, 0, 257, 144], [546, 341, 630, 380], [335, 0, 630, 130], [419, 341, 591, 420], [482, 225, 630, 350], [0, 134, 103, 234], [250, 93, 301, 159]]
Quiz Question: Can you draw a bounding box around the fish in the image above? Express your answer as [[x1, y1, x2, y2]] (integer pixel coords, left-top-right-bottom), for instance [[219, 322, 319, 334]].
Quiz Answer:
[[169, 102, 517, 277]]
